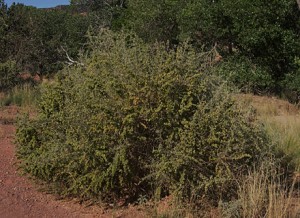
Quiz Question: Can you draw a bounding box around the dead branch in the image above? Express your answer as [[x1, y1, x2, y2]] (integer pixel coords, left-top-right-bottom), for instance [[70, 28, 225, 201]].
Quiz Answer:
[[61, 46, 84, 67]]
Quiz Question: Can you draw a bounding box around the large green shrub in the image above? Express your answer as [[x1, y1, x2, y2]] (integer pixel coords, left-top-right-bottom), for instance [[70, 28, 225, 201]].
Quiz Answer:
[[16, 29, 271, 203]]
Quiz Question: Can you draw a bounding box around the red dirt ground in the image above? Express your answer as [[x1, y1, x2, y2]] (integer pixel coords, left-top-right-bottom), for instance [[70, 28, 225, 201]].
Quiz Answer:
[[0, 106, 145, 218]]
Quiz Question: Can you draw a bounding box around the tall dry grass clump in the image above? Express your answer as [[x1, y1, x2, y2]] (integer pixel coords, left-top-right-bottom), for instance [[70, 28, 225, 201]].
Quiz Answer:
[[230, 94, 300, 217], [236, 163, 298, 218], [219, 161, 299, 218], [0, 83, 39, 107]]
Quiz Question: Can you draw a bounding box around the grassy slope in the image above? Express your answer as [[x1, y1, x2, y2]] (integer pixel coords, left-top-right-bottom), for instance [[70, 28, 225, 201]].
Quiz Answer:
[[236, 94, 300, 167]]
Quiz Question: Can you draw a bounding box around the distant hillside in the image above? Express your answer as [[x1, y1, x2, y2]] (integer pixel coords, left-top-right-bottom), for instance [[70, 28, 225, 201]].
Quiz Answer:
[[40, 4, 87, 14], [40, 5, 69, 11]]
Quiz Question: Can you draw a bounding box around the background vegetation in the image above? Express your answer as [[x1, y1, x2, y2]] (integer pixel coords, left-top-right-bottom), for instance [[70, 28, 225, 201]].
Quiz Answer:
[[1, 0, 299, 97]]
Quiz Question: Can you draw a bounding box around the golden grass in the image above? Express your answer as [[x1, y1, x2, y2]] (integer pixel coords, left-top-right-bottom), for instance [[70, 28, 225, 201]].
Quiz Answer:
[[228, 94, 300, 217], [0, 84, 39, 107], [236, 164, 300, 218], [236, 94, 300, 166], [235, 94, 299, 117], [264, 116, 300, 165]]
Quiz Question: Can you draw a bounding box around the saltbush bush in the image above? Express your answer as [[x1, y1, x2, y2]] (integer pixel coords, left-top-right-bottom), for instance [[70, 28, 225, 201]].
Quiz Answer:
[[16, 29, 271, 203]]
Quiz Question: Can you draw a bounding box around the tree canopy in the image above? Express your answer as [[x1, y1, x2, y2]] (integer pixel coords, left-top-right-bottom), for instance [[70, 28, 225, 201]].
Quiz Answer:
[[125, 0, 300, 93], [0, 2, 88, 78], [0, 0, 299, 96]]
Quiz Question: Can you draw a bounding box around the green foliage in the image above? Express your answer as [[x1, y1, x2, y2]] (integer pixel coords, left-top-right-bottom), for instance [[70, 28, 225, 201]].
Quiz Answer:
[[16, 30, 271, 204], [125, 0, 181, 43], [281, 58, 300, 102], [70, 0, 125, 29], [2, 3, 88, 76], [151, 89, 270, 202], [5, 4, 41, 72], [215, 55, 274, 93], [178, 0, 300, 78], [0, 0, 8, 61], [125, 0, 300, 93], [0, 60, 18, 91], [34, 9, 88, 74]]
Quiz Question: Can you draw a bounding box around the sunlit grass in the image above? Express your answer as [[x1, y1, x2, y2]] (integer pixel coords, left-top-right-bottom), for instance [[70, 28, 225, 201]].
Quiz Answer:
[[235, 94, 300, 167], [0, 83, 39, 107], [221, 94, 300, 217], [264, 116, 300, 166], [235, 163, 299, 218]]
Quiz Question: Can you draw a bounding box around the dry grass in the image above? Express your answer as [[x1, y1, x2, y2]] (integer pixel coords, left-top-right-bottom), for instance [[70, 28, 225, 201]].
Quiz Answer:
[[265, 116, 300, 166], [0, 84, 39, 107], [236, 164, 300, 218], [0, 106, 18, 124], [235, 94, 299, 117], [226, 94, 300, 217], [145, 197, 193, 218], [235, 94, 300, 166], [145, 196, 221, 218]]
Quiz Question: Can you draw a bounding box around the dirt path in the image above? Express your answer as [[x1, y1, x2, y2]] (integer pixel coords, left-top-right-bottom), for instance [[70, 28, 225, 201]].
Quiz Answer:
[[0, 106, 145, 218]]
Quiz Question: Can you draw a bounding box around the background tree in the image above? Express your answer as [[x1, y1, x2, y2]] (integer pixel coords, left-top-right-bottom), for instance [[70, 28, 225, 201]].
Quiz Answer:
[[0, 0, 8, 62], [2, 2, 88, 76], [34, 9, 88, 74], [6, 4, 43, 73], [0, 1, 18, 91], [125, 0, 181, 43], [70, 0, 125, 28], [125, 0, 300, 94], [178, 0, 300, 92]]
